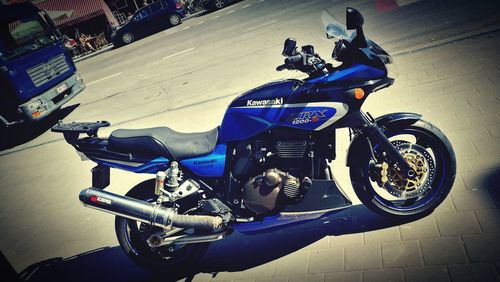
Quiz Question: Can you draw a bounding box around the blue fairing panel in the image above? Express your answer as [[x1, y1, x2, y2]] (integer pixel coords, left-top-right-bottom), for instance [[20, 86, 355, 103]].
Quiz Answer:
[[219, 64, 384, 142], [219, 103, 349, 142], [181, 144, 227, 177], [95, 157, 170, 174]]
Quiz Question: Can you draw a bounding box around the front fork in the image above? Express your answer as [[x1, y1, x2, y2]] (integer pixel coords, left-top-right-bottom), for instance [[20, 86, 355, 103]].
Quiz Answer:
[[359, 112, 416, 179]]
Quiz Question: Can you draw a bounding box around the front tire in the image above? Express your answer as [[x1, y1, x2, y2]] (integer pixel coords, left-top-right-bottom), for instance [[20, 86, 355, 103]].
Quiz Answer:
[[115, 179, 208, 272], [121, 32, 134, 45], [168, 13, 182, 26], [350, 120, 456, 218]]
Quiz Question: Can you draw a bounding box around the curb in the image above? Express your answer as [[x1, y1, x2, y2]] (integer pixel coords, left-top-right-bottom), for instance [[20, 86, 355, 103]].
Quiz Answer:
[[73, 45, 114, 63]]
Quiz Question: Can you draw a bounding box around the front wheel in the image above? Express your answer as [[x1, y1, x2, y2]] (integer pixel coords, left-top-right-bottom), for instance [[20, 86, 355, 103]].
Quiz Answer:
[[168, 13, 182, 26], [115, 179, 208, 272], [121, 32, 134, 45], [350, 119, 456, 218]]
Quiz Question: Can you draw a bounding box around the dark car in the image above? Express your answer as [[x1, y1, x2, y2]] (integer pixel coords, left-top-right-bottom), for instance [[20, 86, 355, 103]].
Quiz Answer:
[[113, 0, 184, 47]]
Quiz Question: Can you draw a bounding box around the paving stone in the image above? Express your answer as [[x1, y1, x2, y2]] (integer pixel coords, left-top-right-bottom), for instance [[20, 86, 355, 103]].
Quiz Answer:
[[433, 196, 456, 214], [274, 251, 310, 277], [449, 127, 492, 143], [239, 261, 275, 279], [465, 154, 500, 172], [460, 170, 495, 190], [463, 233, 500, 262], [324, 271, 362, 282], [420, 237, 468, 265], [363, 269, 404, 282], [308, 248, 344, 273], [403, 266, 450, 282], [474, 209, 500, 232], [448, 263, 500, 282], [329, 233, 364, 248], [474, 138, 500, 155], [434, 211, 481, 236], [364, 226, 401, 244], [210, 271, 241, 281], [400, 216, 439, 240], [381, 241, 423, 268], [191, 273, 212, 282], [303, 236, 331, 250], [345, 244, 382, 271], [257, 277, 287, 282], [288, 274, 324, 282], [487, 125, 500, 138], [451, 189, 497, 211]]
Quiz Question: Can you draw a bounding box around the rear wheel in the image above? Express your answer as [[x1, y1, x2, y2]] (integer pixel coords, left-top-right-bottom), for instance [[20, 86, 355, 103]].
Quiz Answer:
[[115, 179, 208, 272], [121, 32, 134, 45], [169, 13, 182, 26], [209, 0, 226, 10], [350, 120, 456, 218]]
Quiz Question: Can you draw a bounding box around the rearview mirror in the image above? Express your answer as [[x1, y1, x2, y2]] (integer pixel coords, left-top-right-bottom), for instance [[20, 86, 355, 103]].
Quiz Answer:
[[346, 7, 364, 30], [43, 12, 62, 38], [282, 38, 297, 56]]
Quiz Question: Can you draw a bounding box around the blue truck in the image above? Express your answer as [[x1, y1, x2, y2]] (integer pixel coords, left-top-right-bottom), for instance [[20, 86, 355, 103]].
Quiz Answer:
[[0, 2, 85, 127]]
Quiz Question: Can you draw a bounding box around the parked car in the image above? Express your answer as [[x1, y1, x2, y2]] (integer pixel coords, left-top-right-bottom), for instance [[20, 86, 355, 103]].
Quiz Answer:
[[203, 0, 240, 11], [112, 0, 184, 47]]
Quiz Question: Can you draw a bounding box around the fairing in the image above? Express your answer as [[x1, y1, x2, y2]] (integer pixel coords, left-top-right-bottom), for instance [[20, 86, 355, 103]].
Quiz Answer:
[[219, 64, 385, 142]]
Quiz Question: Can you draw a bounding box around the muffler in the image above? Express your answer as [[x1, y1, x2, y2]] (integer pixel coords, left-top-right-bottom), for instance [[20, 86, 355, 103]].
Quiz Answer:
[[79, 188, 222, 230]]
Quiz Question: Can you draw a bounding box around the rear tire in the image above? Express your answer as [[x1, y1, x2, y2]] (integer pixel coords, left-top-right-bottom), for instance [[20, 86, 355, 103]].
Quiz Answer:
[[350, 120, 456, 219], [121, 32, 134, 45], [208, 0, 226, 10], [115, 179, 208, 273], [169, 13, 182, 26]]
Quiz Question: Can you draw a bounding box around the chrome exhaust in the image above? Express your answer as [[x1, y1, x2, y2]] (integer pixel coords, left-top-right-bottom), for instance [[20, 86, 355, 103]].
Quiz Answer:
[[79, 188, 222, 230]]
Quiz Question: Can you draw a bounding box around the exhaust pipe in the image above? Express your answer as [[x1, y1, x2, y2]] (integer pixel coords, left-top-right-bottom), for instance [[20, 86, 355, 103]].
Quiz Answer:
[[79, 188, 222, 230]]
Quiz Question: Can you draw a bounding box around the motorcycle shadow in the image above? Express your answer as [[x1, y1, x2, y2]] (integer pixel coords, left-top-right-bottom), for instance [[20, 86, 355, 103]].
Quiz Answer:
[[0, 104, 79, 152], [19, 205, 412, 282]]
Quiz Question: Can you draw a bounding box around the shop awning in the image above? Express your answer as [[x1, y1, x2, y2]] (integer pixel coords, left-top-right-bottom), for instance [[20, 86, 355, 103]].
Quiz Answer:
[[35, 0, 105, 29]]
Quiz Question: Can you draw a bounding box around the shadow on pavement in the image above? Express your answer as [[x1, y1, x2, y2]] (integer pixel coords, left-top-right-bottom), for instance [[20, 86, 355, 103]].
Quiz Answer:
[[19, 204, 412, 282], [0, 104, 79, 152], [483, 168, 500, 207]]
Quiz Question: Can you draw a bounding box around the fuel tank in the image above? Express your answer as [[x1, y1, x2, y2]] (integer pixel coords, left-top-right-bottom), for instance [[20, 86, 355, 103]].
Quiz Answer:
[[219, 79, 349, 142], [218, 64, 386, 142]]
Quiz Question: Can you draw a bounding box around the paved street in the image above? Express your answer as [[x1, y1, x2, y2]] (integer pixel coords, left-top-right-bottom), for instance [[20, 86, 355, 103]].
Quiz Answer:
[[1, 0, 500, 281]]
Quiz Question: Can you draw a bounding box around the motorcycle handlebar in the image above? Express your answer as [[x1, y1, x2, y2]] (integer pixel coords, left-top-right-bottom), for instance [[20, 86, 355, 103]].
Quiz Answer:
[[285, 54, 303, 64], [276, 64, 288, 71]]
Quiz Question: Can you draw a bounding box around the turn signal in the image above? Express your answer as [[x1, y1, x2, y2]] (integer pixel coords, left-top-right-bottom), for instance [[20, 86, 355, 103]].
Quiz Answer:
[[354, 88, 365, 100], [32, 111, 41, 118]]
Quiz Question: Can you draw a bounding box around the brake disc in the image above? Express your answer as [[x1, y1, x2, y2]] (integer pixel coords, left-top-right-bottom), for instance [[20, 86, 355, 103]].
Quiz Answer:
[[380, 141, 436, 199]]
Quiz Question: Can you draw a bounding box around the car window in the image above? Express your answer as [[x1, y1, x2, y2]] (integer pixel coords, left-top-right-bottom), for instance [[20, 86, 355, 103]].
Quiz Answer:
[[133, 7, 151, 21], [149, 1, 163, 12]]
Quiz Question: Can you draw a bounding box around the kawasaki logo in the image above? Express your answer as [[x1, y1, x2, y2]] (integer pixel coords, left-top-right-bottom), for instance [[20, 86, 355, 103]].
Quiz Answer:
[[246, 98, 284, 106]]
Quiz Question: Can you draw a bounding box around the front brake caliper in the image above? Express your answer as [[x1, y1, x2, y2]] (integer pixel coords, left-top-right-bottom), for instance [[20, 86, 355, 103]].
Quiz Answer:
[[381, 162, 389, 186]]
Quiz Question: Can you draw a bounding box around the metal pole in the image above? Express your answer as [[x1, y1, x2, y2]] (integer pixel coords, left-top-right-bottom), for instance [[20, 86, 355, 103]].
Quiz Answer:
[[133, 0, 139, 11]]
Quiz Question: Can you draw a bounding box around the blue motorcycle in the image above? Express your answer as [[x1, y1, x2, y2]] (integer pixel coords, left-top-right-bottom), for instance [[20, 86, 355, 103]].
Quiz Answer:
[[53, 7, 456, 271]]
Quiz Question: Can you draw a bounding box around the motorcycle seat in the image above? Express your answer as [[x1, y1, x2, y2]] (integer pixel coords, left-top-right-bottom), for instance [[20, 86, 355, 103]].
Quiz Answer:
[[108, 126, 218, 160]]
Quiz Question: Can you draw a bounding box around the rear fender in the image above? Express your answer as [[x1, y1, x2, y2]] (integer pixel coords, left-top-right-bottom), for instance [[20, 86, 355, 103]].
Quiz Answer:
[[346, 112, 422, 167]]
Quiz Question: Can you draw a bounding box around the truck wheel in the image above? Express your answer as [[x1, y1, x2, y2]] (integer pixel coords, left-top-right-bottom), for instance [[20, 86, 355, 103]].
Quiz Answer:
[[122, 33, 134, 44]]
